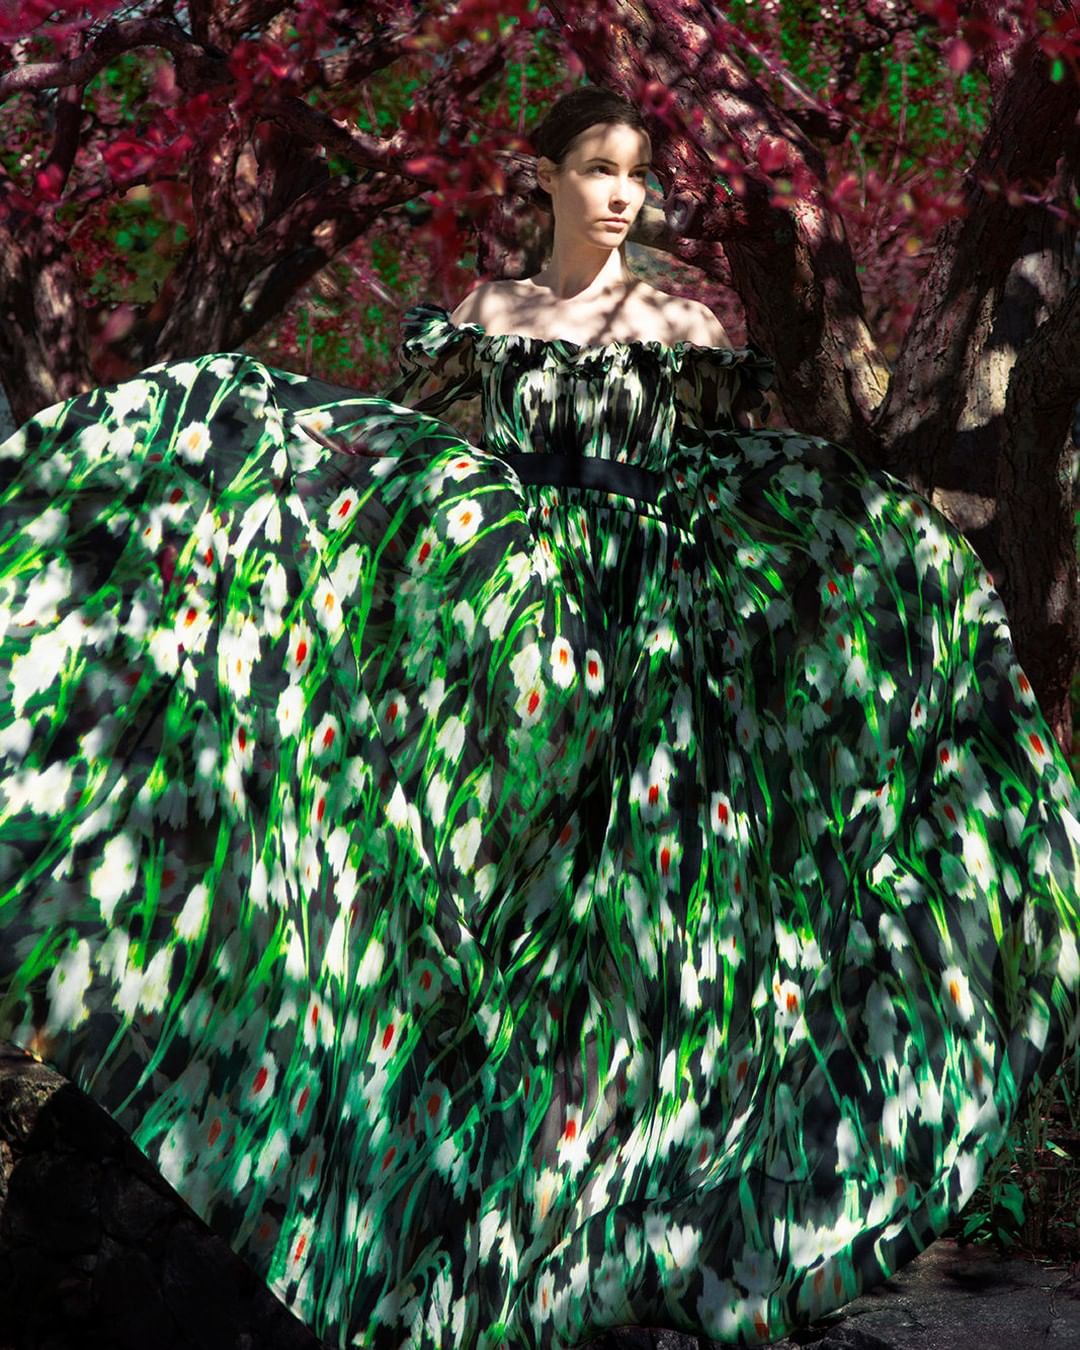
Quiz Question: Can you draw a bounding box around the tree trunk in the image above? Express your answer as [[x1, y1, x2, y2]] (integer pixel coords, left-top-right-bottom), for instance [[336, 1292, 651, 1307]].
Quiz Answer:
[[0, 216, 95, 426]]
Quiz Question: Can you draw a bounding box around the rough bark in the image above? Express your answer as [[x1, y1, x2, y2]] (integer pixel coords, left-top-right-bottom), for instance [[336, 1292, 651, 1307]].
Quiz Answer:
[[0, 211, 97, 426]]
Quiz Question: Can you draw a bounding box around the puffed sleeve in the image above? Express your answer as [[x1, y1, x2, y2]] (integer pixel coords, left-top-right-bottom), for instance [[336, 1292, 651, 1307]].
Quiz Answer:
[[380, 302, 484, 417], [674, 343, 777, 433]]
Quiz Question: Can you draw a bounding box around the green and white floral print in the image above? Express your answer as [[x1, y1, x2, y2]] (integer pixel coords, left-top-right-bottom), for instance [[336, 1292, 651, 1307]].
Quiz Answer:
[[0, 302, 1077, 1350]]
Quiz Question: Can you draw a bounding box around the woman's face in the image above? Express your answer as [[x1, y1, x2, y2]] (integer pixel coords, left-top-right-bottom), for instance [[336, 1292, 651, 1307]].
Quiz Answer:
[[537, 122, 652, 249]]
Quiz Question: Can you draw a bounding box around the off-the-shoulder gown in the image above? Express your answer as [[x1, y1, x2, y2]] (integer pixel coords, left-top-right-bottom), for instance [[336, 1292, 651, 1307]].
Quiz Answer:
[[0, 301, 1078, 1348]]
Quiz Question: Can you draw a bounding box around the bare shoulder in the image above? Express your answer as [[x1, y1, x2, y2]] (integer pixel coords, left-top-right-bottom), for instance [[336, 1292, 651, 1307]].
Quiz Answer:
[[648, 288, 729, 347], [448, 280, 510, 328]]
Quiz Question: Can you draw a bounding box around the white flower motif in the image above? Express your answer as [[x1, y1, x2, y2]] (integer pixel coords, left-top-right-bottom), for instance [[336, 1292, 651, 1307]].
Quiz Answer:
[[549, 635, 576, 688], [680, 959, 700, 1010], [773, 976, 803, 1029], [451, 817, 482, 873], [14, 557, 70, 627], [90, 833, 138, 923], [45, 939, 92, 1033], [175, 883, 209, 941], [515, 680, 545, 726], [445, 498, 482, 545], [379, 689, 408, 737], [331, 544, 364, 599], [23, 507, 67, 546], [510, 641, 542, 694], [219, 615, 260, 698], [426, 775, 450, 828], [436, 715, 465, 762], [286, 623, 314, 679], [277, 683, 305, 738], [656, 833, 680, 889], [452, 599, 476, 642], [166, 360, 201, 388], [1057, 928, 1079, 989], [328, 488, 359, 528], [176, 420, 211, 464], [312, 715, 339, 758], [312, 577, 344, 633], [174, 594, 212, 654], [105, 379, 152, 422], [445, 453, 480, 481], [583, 648, 604, 693], [708, 791, 737, 840], [632, 745, 675, 823], [0, 718, 32, 762], [481, 591, 512, 641]]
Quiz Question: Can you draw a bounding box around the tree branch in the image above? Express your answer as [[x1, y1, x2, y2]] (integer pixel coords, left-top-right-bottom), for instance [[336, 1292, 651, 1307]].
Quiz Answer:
[[0, 19, 228, 100]]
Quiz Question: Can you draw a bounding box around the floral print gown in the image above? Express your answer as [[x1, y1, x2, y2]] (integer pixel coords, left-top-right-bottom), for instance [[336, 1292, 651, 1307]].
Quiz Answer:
[[0, 301, 1078, 1350]]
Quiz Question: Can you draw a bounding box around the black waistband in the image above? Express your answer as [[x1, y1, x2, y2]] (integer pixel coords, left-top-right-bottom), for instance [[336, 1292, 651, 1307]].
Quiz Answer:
[[499, 451, 664, 506]]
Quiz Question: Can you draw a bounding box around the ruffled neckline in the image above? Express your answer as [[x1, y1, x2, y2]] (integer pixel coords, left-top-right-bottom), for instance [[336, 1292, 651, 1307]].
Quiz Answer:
[[403, 302, 771, 370]]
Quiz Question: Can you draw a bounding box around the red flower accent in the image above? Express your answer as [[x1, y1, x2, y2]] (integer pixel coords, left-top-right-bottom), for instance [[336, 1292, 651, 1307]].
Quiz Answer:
[[527, 690, 540, 715], [564, 1119, 577, 1141], [295, 641, 308, 666], [297, 1087, 310, 1114], [253, 1067, 268, 1093], [1029, 732, 1046, 755], [208, 1118, 222, 1146], [383, 1022, 394, 1050]]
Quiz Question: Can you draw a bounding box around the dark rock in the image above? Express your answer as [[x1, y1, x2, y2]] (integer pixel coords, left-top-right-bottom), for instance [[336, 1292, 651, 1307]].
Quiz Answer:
[[0, 1044, 325, 1349]]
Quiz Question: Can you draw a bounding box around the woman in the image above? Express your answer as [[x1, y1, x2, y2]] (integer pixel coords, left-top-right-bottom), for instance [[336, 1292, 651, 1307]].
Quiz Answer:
[[0, 84, 1078, 1349]]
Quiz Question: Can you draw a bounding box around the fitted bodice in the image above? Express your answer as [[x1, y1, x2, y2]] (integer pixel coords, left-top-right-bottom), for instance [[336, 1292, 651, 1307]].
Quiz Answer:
[[382, 303, 777, 473]]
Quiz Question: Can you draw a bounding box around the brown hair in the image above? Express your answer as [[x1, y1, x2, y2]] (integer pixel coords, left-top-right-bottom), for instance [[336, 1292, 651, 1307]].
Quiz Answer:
[[528, 85, 652, 269]]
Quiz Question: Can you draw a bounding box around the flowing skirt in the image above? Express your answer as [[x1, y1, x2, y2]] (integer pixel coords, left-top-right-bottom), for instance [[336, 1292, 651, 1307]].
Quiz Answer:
[[0, 351, 1077, 1348]]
